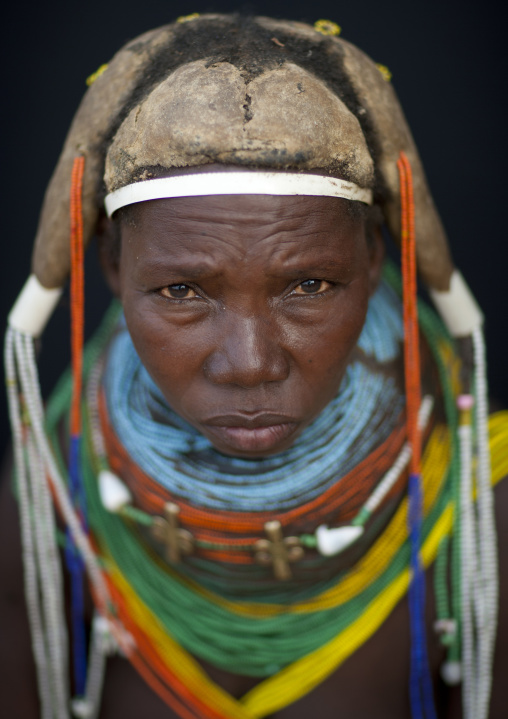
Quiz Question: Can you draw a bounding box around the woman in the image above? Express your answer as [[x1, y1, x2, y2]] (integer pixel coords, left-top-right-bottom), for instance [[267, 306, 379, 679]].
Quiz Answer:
[[2, 14, 508, 719]]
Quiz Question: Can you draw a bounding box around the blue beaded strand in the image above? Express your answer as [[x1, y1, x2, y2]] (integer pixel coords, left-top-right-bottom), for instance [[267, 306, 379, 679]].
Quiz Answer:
[[65, 435, 88, 696], [408, 472, 437, 719]]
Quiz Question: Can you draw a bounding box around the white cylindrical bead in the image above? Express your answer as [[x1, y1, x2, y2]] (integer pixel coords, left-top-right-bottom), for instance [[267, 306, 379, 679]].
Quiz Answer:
[[8, 275, 63, 337], [429, 271, 483, 337]]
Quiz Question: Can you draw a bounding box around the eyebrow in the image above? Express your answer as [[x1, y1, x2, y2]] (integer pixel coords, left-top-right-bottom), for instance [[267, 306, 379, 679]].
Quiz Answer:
[[136, 259, 220, 280], [272, 259, 349, 278], [135, 253, 350, 282]]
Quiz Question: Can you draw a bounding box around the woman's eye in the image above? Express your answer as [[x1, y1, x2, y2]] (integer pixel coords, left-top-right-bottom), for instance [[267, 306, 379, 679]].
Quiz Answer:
[[159, 284, 198, 300], [293, 279, 331, 295]]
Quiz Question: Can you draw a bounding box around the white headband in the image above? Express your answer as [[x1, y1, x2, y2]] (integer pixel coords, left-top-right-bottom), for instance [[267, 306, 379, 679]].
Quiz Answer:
[[104, 172, 373, 217]]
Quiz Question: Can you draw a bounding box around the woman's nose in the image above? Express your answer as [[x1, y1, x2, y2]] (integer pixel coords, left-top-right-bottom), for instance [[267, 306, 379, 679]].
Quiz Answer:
[[204, 313, 290, 388]]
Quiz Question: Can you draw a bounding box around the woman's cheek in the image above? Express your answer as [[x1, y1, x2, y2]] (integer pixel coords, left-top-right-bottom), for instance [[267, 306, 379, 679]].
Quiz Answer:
[[125, 308, 207, 397]]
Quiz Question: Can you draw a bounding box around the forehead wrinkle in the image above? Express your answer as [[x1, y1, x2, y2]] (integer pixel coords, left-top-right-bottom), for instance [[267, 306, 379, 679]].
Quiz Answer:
[[127, 195, 357, 242], [144, 194, 349, 229], [167, 213, 317, 244], [135, 224, 359, 281], [122, 195, 364, 280], [148, 234, 258, 279], [263, 234, 357, 272], [163, 220, 323, 266]]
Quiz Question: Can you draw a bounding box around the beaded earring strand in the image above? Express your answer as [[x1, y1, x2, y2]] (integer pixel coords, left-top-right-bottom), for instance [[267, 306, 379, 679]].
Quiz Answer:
[[398, 151, 437, 719], [65, 155, 89, 701], [397, 149, 498, 719], [456, 327, 498, 719], [5, 156, 132, 719], [67, 157, 131, 719]]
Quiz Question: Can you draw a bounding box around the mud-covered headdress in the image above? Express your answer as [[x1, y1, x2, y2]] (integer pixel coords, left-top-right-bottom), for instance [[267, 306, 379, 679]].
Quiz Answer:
[[12, 15, 478, 307], [5, 15, 495, 719]]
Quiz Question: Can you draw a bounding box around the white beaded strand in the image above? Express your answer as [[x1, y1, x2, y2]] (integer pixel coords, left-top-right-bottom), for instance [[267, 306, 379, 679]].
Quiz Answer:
[[26, 432, 69, 719], [14, 331, 70, 718], [363, 395, 434, 516], [86, 358, 108, 461], [71, 615, 119, 719], [456, 326, 498, 719], [12, 326, 138, 706], [25, 327, 70, 710], [7, 327, 131, 717], [316, 396, 435, 558], [472, 328, 498, 719], [14, 331, 111, 614], [458, 405, 476, 719], [5, 328, 55, 719]]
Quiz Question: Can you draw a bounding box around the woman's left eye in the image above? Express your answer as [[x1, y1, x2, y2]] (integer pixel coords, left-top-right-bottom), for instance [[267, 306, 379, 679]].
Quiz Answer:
[[159, 284, 198, 300], [292, 279, 331, 295]]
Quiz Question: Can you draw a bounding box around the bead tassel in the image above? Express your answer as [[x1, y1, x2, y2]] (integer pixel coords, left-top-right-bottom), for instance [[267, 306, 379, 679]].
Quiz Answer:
[[398, 151, 436, 719], [66, 155, 88, 697], [70, 155, 85, 438]]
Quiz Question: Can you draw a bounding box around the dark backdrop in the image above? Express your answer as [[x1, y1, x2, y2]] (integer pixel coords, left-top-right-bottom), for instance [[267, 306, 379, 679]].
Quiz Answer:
[[1, 0, 507, 453]]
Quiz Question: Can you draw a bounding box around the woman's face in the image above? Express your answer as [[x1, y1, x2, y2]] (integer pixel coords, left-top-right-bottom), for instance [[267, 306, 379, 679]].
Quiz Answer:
[[112, 194, 383, 458]]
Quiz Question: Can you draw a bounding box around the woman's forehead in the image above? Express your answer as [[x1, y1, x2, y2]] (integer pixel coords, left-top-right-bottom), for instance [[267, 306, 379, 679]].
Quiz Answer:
[[118, 195, 366, 273], [120, 193, 362, 229]]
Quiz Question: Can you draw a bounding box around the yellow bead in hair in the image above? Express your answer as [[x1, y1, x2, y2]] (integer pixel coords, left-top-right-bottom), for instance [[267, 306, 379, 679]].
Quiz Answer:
[[376, 64, 392, 82], [314, 19, 341, 36], [86, 64, 109, 87], [177, 13, 200, 23]]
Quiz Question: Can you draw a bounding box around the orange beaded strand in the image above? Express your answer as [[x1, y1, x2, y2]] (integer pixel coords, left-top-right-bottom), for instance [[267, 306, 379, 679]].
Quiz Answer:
[[398, 151, 422, 474], [70, 155, 86, 436]]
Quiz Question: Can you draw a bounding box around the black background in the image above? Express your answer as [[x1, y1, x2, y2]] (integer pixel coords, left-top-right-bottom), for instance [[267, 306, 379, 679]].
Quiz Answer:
[[1, 0, 507, 453]]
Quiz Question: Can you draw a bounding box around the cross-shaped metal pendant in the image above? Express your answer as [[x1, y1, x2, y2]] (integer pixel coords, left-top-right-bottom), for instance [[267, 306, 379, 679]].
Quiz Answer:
[[254, 520, 304, 580], [151, 502, 194, 563]]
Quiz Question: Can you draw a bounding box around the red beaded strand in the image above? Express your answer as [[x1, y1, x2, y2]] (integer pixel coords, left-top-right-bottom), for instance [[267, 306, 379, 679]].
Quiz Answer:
[[398, 151, 422, 474], [70, 155, 86, 436]]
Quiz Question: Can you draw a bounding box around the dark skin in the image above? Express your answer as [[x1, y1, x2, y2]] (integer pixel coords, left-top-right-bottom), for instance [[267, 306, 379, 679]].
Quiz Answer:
[[1, 192, 507, 717]]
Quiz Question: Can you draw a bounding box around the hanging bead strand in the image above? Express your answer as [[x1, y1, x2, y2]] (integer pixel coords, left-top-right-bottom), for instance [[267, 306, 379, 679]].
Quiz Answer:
[[66, 155, 89, 698], [398, 151, 436, 719]]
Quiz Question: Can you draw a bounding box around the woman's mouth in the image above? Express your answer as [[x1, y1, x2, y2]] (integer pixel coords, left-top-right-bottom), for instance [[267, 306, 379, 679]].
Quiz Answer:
[[202, 414, 299, 455]]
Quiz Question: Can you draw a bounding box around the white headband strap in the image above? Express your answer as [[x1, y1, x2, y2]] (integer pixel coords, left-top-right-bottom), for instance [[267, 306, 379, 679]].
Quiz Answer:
[[104, 172, 373, 217]]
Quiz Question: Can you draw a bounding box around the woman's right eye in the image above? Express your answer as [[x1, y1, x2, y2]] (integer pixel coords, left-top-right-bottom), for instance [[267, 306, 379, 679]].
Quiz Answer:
[[292, 279, 332, 295], [159, 284, 198, 300]]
